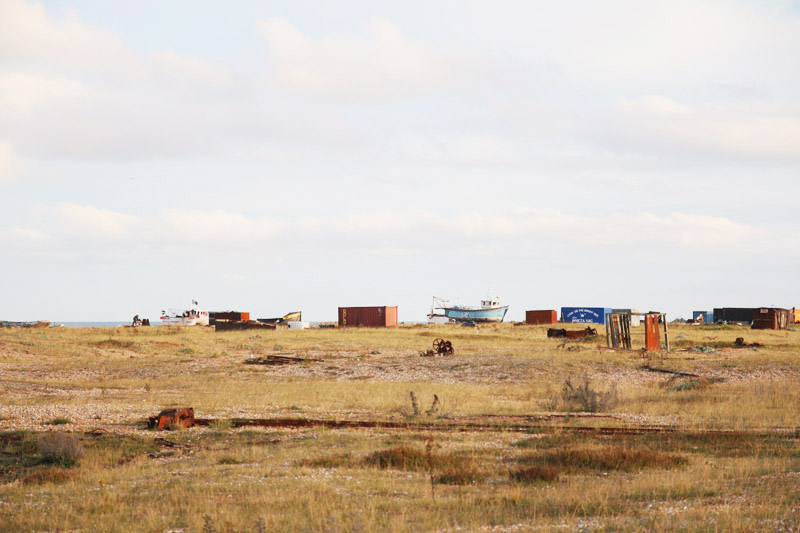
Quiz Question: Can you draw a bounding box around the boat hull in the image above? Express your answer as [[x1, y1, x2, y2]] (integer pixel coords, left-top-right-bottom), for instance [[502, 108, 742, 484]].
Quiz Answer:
[[442, 306, 508, 323], [161, 317, 199, 326]]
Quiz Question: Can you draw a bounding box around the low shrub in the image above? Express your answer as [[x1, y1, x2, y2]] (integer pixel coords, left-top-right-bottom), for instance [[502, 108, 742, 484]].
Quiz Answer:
[[21, 467, 76, 485], [299, 453, 352, 468], [524, 446, 686, 472], [509, 465, 561, 483], [435, 464, 483, 485], [363, 446, 429, 470], [37, 432, 84, 467], [93, 339, 135, 349], [362, 445, 485, 484], [546, 376, 618, 413]]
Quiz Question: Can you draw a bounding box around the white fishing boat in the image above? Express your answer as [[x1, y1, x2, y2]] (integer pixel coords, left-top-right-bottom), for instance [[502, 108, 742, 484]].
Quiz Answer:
[[429, 295, 509, 323], [160, 301, 209, 326]]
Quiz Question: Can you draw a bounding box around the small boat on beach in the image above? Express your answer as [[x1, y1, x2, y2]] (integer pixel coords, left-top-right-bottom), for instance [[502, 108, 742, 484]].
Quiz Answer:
[[160, 301, 209, 326], [0, 320, 51, 328], [429, 296, 509, 323]]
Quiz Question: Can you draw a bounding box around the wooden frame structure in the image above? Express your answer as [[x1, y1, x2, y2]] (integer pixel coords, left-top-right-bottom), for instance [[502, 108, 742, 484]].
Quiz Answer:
[[606, 312, 670, 352]]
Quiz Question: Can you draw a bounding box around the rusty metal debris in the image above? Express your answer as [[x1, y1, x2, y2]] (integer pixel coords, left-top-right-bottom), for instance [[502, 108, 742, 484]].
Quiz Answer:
[[547, 327, 598, 339], [641, 365, 700, 378], [215, 320, 278, 332], [244, 354, 322, 365], [167, 415, 800, 438], [734, 337, 763, 348], [147, 407, 195, 430], [421, 338, 454, 357]]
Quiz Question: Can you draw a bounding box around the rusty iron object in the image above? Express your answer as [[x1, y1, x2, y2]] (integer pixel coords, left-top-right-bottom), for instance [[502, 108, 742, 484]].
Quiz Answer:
[[641, 365, 701, 378], [547, 327, 598, 339], [644, 314, 661, 351], [212, 311, 250, 322], [244, 354, 322, 365], [734, 337, 764, 348], [525, 310, 557, 325], [215, 320, 278, 332], [175, 415, 800, 439], [148, 407, 195, 430], [338, 306, 398, 328], [421, 338, 454, 356]]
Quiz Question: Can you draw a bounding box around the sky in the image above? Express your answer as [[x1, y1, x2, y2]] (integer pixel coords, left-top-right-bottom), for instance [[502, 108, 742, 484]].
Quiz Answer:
[[1, 0, 799, 322]]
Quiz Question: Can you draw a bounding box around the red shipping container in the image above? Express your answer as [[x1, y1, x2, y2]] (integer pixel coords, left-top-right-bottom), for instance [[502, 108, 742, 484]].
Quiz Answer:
[[752, 308, 790, 330], [338, 306, 398, 328], [525, 310, 557, 325]]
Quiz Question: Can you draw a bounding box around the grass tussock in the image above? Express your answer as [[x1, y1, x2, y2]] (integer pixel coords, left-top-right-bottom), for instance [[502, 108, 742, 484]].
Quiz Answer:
[[20, 467, 76, 485], [363, 445, 432, 470], [509, 465, 561, 483], [46, 417, 72, 425], [92, 338, 136, 349], [303, 444, 485, 485], [523, 445, 686, 472], [664, 378, 708, 392], [545, 376, 618, 413], [37, 432, 84, 467], [299, 453, 353, 468], [362, 445, 484, 485]]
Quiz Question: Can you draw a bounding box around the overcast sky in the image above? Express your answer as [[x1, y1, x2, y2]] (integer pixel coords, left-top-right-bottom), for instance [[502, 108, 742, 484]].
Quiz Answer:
[[1, 0, 798, 322]]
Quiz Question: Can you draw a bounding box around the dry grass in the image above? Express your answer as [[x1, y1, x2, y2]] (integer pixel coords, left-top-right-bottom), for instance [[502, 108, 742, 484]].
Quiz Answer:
[[0, 323, 799, 530], [523, 445, 687, 472]]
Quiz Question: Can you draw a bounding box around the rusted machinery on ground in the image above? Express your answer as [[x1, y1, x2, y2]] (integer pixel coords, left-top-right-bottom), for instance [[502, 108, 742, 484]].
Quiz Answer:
[[547, 327, 598, 339], [147, 407, 195, 430], [421, 338, 454, 357]]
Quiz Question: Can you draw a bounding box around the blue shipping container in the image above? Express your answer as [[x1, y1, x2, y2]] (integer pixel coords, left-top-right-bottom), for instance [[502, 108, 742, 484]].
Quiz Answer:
[[692, 311, 713, 323], [561, 307, 613, 325]]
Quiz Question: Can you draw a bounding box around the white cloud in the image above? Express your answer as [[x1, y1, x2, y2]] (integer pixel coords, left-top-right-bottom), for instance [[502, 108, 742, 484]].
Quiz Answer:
[[50, 203, 141, 240], [160, 209, 277, 244], [0, 141, 22, 183], [0, 0, 138, 76], [10, 203, 776, 257], [148, 48, 233, 87], [0, 0, 248, 165], [599, 95, 800, 163], [392, 132, 521, 165], [258, 18, 454, 101], [0, 225, 46, 242]]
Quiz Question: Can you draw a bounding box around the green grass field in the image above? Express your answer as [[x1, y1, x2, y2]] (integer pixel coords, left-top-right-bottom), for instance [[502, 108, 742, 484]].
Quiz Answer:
[[1, 323, 799, 531]]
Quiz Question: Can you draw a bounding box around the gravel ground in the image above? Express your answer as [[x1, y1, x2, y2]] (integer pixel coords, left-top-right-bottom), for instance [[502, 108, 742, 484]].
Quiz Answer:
[[1, 335, 797, 436]]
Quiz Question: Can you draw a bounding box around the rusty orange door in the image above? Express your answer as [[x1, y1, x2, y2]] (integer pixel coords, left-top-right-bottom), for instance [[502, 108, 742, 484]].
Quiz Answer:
[[645, 314, 661, 351]]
